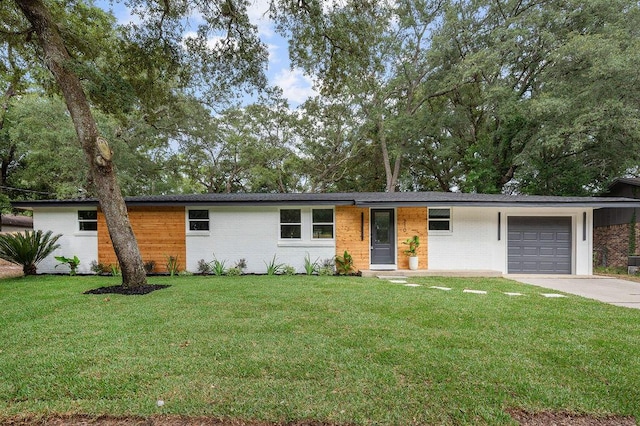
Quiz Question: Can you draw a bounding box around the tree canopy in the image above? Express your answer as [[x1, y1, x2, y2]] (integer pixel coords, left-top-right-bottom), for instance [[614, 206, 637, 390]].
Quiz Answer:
[[1, 0, 269, 286], [2, 0, 639, 212], [269, 0, 640, 194]]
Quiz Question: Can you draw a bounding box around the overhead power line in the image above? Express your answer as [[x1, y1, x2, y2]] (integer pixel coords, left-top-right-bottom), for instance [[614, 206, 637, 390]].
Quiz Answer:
[[0, 185, 56, 196]]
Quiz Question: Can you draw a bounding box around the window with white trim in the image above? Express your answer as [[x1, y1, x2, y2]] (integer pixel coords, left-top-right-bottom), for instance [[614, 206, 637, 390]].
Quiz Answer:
[[312, 208, 334, 239], [188, 210, 210, 231], [280, 209, 301, 239], [78, 210, 97, 231], [428, 208, 451, 231]]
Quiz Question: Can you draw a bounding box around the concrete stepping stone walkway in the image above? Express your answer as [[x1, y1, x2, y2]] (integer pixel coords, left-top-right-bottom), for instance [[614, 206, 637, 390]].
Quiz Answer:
[[430, 286, 452, 291], [463, 289, 487, 294], [378, 276, 569, 299]]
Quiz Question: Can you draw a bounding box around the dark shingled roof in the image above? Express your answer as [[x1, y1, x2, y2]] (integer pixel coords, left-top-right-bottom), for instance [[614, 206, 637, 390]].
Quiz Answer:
[[11, 191, 640, 208], [1, 214, 33, 228], [609, 177, 640, 188]]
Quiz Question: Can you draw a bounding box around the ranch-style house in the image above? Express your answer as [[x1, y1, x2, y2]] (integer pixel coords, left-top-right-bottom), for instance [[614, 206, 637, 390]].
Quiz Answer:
[[12, 192, 640, 276]]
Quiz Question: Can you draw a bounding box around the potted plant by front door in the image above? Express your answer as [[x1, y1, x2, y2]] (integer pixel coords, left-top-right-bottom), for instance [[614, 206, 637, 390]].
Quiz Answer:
[[403, 235, 420, 270]]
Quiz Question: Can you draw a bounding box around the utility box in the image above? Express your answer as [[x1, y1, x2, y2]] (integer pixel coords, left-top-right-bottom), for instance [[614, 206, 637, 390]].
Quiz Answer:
[[628, 256, 640, 266], [628, 256, 640, 274]]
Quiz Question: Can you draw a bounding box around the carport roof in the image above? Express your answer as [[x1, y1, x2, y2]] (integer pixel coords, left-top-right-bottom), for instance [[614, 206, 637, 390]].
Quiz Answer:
[[12, 191, 640, 208]]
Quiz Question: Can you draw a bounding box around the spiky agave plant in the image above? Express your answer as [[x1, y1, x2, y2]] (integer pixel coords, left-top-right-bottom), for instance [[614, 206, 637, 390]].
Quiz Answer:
[[0, 230, 62, 275]]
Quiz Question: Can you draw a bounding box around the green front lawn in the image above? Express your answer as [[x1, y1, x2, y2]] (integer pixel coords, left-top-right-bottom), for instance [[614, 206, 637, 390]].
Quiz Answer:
[[1, 275, 639, 425]]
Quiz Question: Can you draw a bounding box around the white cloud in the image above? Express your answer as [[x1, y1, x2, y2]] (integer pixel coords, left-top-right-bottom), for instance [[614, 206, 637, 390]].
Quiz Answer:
[[273, 68, 317, 105], [183, 31, 226, 50], [267, 43, 283, 65], [247, 0, 275, 37], [95, 0, 140, 26]]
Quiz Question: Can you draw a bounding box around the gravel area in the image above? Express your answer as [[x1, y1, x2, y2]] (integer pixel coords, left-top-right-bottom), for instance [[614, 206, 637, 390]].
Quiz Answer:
[[0, 259, 23, 278]]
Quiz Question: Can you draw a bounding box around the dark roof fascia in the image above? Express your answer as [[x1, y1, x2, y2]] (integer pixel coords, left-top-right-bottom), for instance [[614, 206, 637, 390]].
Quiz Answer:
[[123, 193, 357, 206], [352, 193, 640, 208], [12, 193, 640, 209], [124, 200, 356, 207], [354, 200, 640, 208]]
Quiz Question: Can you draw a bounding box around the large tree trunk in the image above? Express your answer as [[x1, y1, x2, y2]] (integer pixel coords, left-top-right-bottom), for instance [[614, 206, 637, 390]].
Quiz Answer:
[[377, 118, 400, 192], [15, 0, 147, 287], [1, 81, 18, 189]]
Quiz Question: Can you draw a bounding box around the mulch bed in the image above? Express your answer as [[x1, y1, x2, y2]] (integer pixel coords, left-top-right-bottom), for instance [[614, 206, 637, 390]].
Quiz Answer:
[[2, 412, 636, 425], [83, 284, 171, 295]]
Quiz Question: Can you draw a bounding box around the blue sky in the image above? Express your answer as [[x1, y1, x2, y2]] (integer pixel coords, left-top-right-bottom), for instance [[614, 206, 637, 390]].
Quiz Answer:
[[94, 0, 316, 107]]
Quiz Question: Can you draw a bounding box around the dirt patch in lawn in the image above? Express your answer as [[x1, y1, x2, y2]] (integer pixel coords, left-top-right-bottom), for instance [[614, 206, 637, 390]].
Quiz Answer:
[[0, 259, 23, 278], [1, 415, 341, 426], [4, 413, 637, 425], [595, 273, 640, 284], [508, 409, 636, 425]]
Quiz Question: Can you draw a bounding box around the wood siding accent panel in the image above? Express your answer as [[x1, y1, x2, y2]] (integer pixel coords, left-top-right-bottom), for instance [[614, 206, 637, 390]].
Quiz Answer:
[[396, 207, 428, 270], [335, 206, 369, 271], [98, 207, 186, 273]]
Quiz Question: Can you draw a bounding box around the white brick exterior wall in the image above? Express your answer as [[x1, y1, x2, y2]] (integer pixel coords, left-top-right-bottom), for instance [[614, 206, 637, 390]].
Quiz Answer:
[[186, 206, 336, 274], [428, 207, 593, 275], [29, 204, 594, 276], [32, 207, 98, 274]]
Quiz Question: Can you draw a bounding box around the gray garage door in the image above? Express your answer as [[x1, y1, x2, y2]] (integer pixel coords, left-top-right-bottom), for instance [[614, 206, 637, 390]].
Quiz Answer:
[[508, 216, 572, 274]]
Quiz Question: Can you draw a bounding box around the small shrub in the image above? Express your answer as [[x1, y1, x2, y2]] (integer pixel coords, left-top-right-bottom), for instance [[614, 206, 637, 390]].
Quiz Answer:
[[318, 266, 334, 276], [304, 253, 319, 275], [54, 255, 80, 276], [166, 255, 180, 276], [0, 230, 62, 275], [227, 258, 247, 277], [321, 258, 334, 268], [109, 264, 120, 276], [318, 257, 335, 276], [402, 235, 420, 257], [90, 260, 108, 275], [282, 265, 297, 276], [335, 250, 354, 275], [144, 260, 156, 274], [197, 259, 212, 275], [211, 256, 227, 276], [226, 267, 242, 277], [234, 258, 247, 273], [264, 254, 284, 275]]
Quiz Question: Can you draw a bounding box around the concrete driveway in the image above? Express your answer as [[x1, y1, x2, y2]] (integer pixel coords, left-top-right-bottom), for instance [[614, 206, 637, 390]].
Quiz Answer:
[[508, 275, 640, 309]]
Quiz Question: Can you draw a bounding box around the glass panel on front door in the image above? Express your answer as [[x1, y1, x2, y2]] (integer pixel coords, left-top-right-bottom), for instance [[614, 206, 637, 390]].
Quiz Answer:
[[374, 212, 390, 244]]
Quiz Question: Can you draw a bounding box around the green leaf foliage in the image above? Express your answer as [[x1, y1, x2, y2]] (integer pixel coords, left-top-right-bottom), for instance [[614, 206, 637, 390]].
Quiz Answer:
[[335, 250, 354, 275], [271, 0, 640, 195], [2, 0, 640, 197], [0, 230, 61, 275], [54, 255, 80, 276]]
